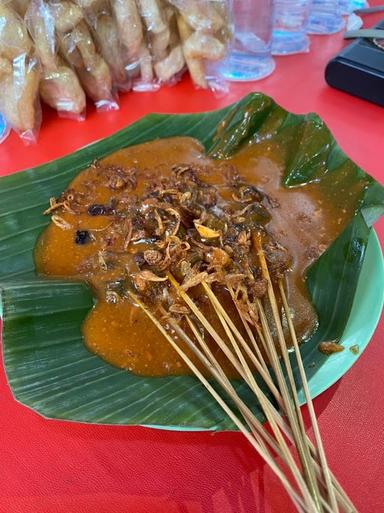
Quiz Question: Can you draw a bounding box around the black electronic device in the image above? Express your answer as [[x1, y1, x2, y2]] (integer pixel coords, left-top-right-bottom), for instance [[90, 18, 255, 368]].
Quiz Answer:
[[325, 20, 384, 107]]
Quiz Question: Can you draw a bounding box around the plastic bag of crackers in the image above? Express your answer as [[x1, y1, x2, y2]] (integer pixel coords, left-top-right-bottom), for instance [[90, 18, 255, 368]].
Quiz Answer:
[[0, 0, 231, 143]]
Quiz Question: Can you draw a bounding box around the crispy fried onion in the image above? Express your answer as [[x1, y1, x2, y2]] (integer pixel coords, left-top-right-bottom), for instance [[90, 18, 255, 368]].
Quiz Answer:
[[51, 215, 72, 230], [155, 236, 190, 271], [123, 218, 133, 250], [232, 204, 253, 219], [143, 249, 163, 266], [142, 200, 181, 237], [169, 303, 190, 315], [231, 283, 259, 326], [134, 270, 168, 292], [44, 196, 76, 215], [165, 207, 181, 237], [154, 209, 164, 236], [181, 271, 208, 291]]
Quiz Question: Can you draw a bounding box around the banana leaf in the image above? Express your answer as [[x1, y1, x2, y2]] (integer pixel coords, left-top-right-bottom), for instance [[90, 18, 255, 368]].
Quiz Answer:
[[0, 93, 383, 430]]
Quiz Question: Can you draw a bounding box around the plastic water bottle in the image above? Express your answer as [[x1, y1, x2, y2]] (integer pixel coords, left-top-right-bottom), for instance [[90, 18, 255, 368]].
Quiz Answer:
[[349, 0, 368, 10], [217, 0, 275, 81], [308, 0, 345, 34], [339, 0, 368, 16], [272, 0, 310, 55], [346, 12, 363, 30], [338, 0, 351, 14]]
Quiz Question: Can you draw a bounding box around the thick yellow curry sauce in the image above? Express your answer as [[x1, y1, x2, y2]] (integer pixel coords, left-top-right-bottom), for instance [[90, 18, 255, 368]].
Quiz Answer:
[[35, 137, 366, 377]]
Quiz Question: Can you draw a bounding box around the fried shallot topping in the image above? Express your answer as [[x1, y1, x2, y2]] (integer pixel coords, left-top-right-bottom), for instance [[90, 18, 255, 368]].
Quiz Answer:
[[44, 162, 291, 320]]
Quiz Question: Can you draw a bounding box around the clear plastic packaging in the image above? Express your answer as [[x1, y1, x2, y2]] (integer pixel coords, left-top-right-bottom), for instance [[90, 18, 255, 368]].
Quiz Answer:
[[0, 2, 41, 143], [136, 0, 169, 89], [108, 0, 154, 91], [25, 0, 57, 71], [0, 0, 232, 143], [10, 0, 30, 16], [111, 0, 143, 80], [138, 0, 167, 34], [139, 1, 184, 89], [49, 0, 84, 34], [51, 1, 118, 111], [0, 1, 32, 61], [170, 0, 231, 90], [133, 42, 158, 91], [112, 0, 230, 91], [75, 0, 132, 91], [153, 44, 185, 83], [150, 4, 174, 62], [39, 61, 87, 118], [169, 0, 226, 32], [25, 0, 87, 119]]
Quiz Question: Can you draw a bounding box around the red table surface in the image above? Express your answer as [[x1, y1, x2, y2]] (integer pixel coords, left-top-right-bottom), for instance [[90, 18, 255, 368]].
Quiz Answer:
[[1, 12, 383, 513]]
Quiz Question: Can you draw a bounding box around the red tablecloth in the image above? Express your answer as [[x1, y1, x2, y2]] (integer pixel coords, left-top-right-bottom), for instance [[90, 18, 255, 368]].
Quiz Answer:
[[1, 12, 383, 513]]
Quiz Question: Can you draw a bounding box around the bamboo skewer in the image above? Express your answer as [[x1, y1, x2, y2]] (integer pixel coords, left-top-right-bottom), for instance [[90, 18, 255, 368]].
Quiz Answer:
[[167, 276, 302, 453], [208, 286, 354, 508], [176, 299, 344, 513], [279, 279, 339, 512], [167, 275, 313, 460], [230, 284, 353, 509], [202, 281, 283, 406], [227, 285, 271, 376], [171, 311, 339, 513], [208, 283, 350, 511], [199, 282, 322, 512], [253, 233, 323, 511], [183, 314, 348, 513], [172, 315, 273, 454], [255, 297, 355, 512], [256, 295, 323, 510], [238, 296, 354, 512], [196, 283, 353, 510], [126, 237, 358, 513], [183, 303, 326, 488], [129, 290, 308, 513], [199, 288, 319, 512], [166, 276, 335, 513], [204, 280, 354, 512], [185, 289, 353, 513]]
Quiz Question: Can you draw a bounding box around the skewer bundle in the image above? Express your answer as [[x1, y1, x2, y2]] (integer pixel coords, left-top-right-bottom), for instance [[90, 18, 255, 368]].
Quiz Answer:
[[129, 233, 356, 513]]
